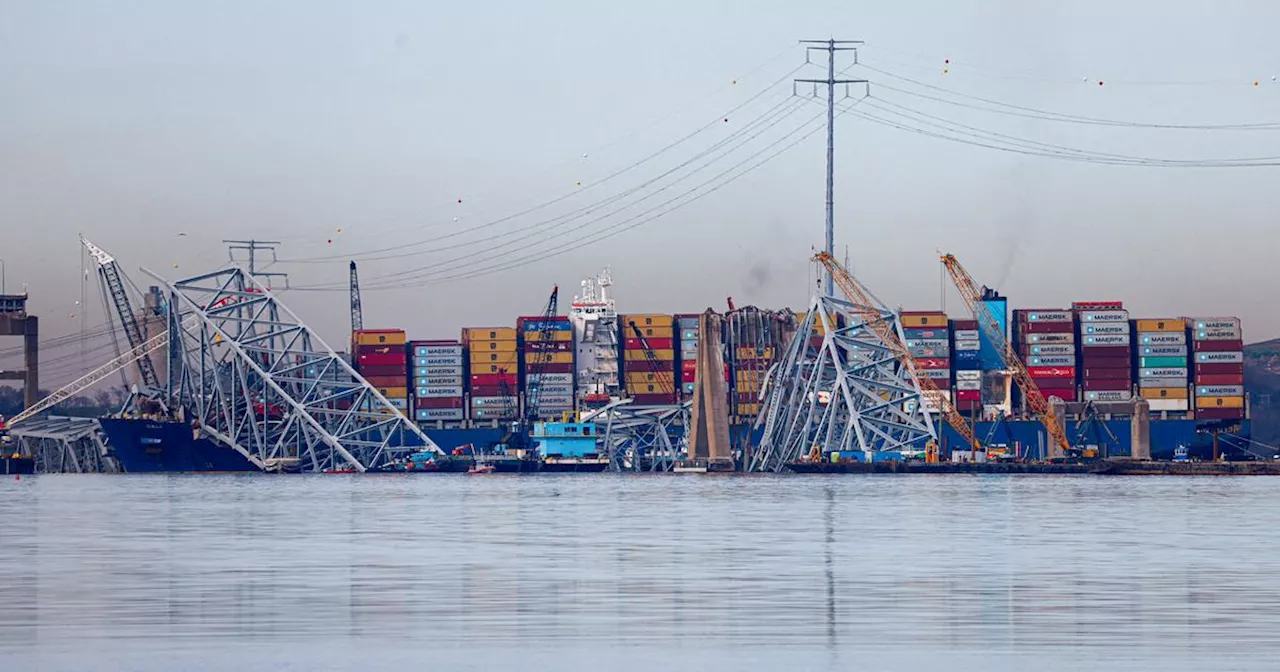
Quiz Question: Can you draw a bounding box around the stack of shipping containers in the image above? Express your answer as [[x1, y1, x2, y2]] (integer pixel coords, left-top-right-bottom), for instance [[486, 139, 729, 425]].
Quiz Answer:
[[1134, 318, 1189, 414], [464, 327, 519, 422], [519, 315, 576, 419], [1190, 317, 1246, 421], [409, 340, 465, 424], [901, 311, 950, 411], [950, 318, 981, 414], [676, 314, 699, 403], [1075, 302, 1133, 404], [352, 329, 408, 412], [622, 314, 676, 405], [1013, 309, 1076, 407]]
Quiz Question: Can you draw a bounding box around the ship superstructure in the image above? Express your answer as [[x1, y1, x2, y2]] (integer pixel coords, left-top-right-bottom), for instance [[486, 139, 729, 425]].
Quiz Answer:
[[569, 268, 620, 408]]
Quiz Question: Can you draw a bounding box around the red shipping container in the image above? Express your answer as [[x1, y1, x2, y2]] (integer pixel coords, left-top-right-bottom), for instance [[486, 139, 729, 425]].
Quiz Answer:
[[1083, 379, 1130, 391], [1026, 366, 1075, 379], [631, 393, 677, 405], [955, 389, 981, 402], [1195, 362, 1243, 375], [625, 337, 673, 350], [471, 373, 518, 387], [415, 397, 464, 409], [916, 357, 949, 370], [470, 385, 512, 396], [1041, 390, 1078, 402], [1196, 408, 1244, 421], [1072, 301, 1123, 311], [356, 343, 402, 356], [681, 359, 698, 371], [358, 353, 407, 367], [360, 365, 408, 377], [1195, 373, 1244, 386], [1031, 377, 1075, 389], [1080, 345, 1129, 357], [951, 319, 978, 330], [410, 339, 461, 347], [1083, 368, 1130, 380], [1021, 322, 1075, 334], [1079, 355, 1130, 368], [529, 363, 574, 374], [626, 360, 675, 373], [365, 375, 406, 388], [1193, 340, 1243, 352], [682, 370, 697, 383]]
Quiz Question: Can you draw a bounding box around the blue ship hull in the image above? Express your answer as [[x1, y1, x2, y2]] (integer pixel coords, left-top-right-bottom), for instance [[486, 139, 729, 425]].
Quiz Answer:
[[99, 418, 259, 473]]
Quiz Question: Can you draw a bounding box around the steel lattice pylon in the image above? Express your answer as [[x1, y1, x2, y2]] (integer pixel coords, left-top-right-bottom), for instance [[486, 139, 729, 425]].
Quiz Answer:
[[749, 294, 938, 472], [147, 266, 442, 472]]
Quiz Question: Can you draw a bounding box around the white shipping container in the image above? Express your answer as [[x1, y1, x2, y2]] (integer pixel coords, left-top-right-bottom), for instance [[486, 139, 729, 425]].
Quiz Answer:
[[955, 370, 982, 381], [1148, 399, 1190, 412], [1197, 385, 1244, 396], [416, 345, 463, 357], [1140, 367, 1188, 378], [1196, 351, 1243, 364], [1140, 333, 1186, 346], [421, 355, 463, 367], [416, 408, 465, 421], [1084, 390, 1133, 402], [1081, 323, 1130, 336], [415, 376, 464, 388], [538, 394, 575, 406], [956, 379, 981, 391], [953, 330, 980, 341], [953, 339, 981, 351], [1193, 317, 1241, 330], [471, 408, 517, 419], [1083, 334, 1130, 346], [1139, 377, 1188, 388], [1029, 355, 1075, 366], [418, 386, 464, 398], [1024, 311, 1072, 323], [533, 384, 574, 396], [471, 396, 518, 408], [922, 369, 950, 380], [1026, 333, 1075, 344], [526, 373, 574, 385], [422, 366, 464, 377], [1030, 344, 1074, 356], [1078, 310, 1128, 322], [1138, 344, 1187, 356], [1195, 326, 1242, 341]]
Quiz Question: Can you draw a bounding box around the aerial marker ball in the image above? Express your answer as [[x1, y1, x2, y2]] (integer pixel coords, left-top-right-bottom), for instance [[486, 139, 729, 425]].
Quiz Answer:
[[944, 58, 950, 64], [457, 198, 462, 204], [336, 227, 342, 233], [1098, 80, 1104, 86], [575, 180, 582, 186], [327, 239, 332, 244], [1254, 80, 1260, 86], [582, 152, 588, 158], [453, 216, 459, 222], [942, 68, 949, 75], [732, 79, 738, 85]]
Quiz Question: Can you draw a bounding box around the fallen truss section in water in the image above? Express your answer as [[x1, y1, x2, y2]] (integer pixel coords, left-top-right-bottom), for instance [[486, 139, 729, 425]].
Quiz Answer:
[[749, 294, 938, 472], [146, 266, 442, 473], [583, 400, 690, 471], [9, 416, 120, 474]]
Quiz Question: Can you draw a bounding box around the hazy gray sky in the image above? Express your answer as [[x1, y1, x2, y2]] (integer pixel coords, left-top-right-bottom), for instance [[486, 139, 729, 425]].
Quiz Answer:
[[4, 1, 1280, 382]]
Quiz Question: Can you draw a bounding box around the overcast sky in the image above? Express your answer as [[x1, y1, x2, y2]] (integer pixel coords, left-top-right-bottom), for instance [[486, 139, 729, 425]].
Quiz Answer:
[[3, 1, 1279, 383]]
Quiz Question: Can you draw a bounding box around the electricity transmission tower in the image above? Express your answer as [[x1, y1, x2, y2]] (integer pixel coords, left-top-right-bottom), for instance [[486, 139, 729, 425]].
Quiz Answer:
[[223, 239, 288, 288]]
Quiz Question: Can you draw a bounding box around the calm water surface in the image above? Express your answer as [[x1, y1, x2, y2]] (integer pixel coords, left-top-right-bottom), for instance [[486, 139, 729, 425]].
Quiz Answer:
[[2, 474, 1278, 671]]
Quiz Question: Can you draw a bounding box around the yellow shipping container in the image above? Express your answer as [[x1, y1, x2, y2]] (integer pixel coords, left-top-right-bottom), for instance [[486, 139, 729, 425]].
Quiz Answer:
[[737, 382, 761, 392], [736, 403, 761, 416], [624, 349, 674, 361], [735, 370, 766, 382], [523, 330, 573, 342], [1195, 395, 1244, 409], [622, 314, 673, 328], [1135, 319, 1183, 333], [1141, 388, 1189, 400], [626, 383, 670, 394], [736, 347, 775, 360], [626, 325, 672, 340], [525, 352, 574, 365], [901, 313, 948, 328], [626, 371, 675, 384], [470, 352, 518, 365], [462, 327, 517, 342], [354, 330, 406, 346], [377, 387, 408, 399], [469, 339, 517, 353], [797, 311, 830, 333]]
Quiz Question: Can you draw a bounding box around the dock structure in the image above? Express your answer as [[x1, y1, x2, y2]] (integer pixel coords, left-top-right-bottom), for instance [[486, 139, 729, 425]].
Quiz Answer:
[[687, 310, 732, 470], [0, 294, 38, 410]]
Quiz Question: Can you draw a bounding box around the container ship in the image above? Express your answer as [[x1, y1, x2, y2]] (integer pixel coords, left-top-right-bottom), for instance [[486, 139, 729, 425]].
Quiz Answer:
[[92, 270, 1253, 471]]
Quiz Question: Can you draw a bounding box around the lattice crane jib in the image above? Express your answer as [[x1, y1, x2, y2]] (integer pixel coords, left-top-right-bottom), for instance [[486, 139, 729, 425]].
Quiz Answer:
[[82, 237, 159, 388], [813, 252, 978, 450], [524, 285, 560, 425], [146, 265, 442, 472], [940, 252, 1072, 458]]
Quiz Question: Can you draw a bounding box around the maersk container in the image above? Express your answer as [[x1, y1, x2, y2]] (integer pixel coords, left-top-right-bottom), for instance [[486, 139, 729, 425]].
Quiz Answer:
[[1140, 367, 1188, 378], [1192, 317, 1242, 330], [538, 394, 575, 407], [1140, 387, 1187, 400], [1140, 376, 1188, 388], [908, 343, 949, 358], [1148, 399, 1189, 412], [1030, 355, 1075, 366], [1019, 310, 1072, 323], [417, 355, 463, 367], [1195, 373, 1244, 386], [903, 328, 948, 340], [1082, 323, 1130, 336], [1083, 334, 1131, 346], [1139, 356, 1187, 368], [1196, 351, 1244, 364], [1030, 344, 1074, 356], [1077, 310, 1128, 323], [416, 366, 464, 378], [1196, 326, 1242, 341], [416, 408, 464, 422], [1025, 333, 1074, 344], [956, 379, 981, 391], [1082, 379, 1130, 392], [415, 376, 465, 388], [1140, 333, 1186, 346], [1022, 321, 1076, 334], [1197, 385, 1244, 397], [472, 408, 518, 420], [953, 329, 980, 340], [536, 384, 574, 396], [414, 345, 463, 357], [471, 396, 518, 408], [1083, 368, 1130, 380], [921, 369, 950, 380], [953, 338, 981, 351], [1139, 345, 1187, 357], [417, 386, 464, 398], [1085, 390, 1133, 402], [955, 370, 981, 381], [1195, 395, 1245, 410]]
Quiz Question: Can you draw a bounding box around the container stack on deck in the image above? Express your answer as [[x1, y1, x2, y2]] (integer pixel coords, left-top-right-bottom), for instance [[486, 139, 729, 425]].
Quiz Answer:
[[1076, 302, 1133, 404], [464, 327, 519, 421], [902, 311, 951, 411], [410, 340, 465, 423], [1013, 309, 1076, 407], [1135, 318, 1189, 413], [676, 314, 699, 403], [519, 315, 576, 420], [950, 318, 981, 413], [1190, 317, 1246, 421], [353, 329, 408, 412], [622, 314, 676, 405], [724, 308, 790, 422]]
